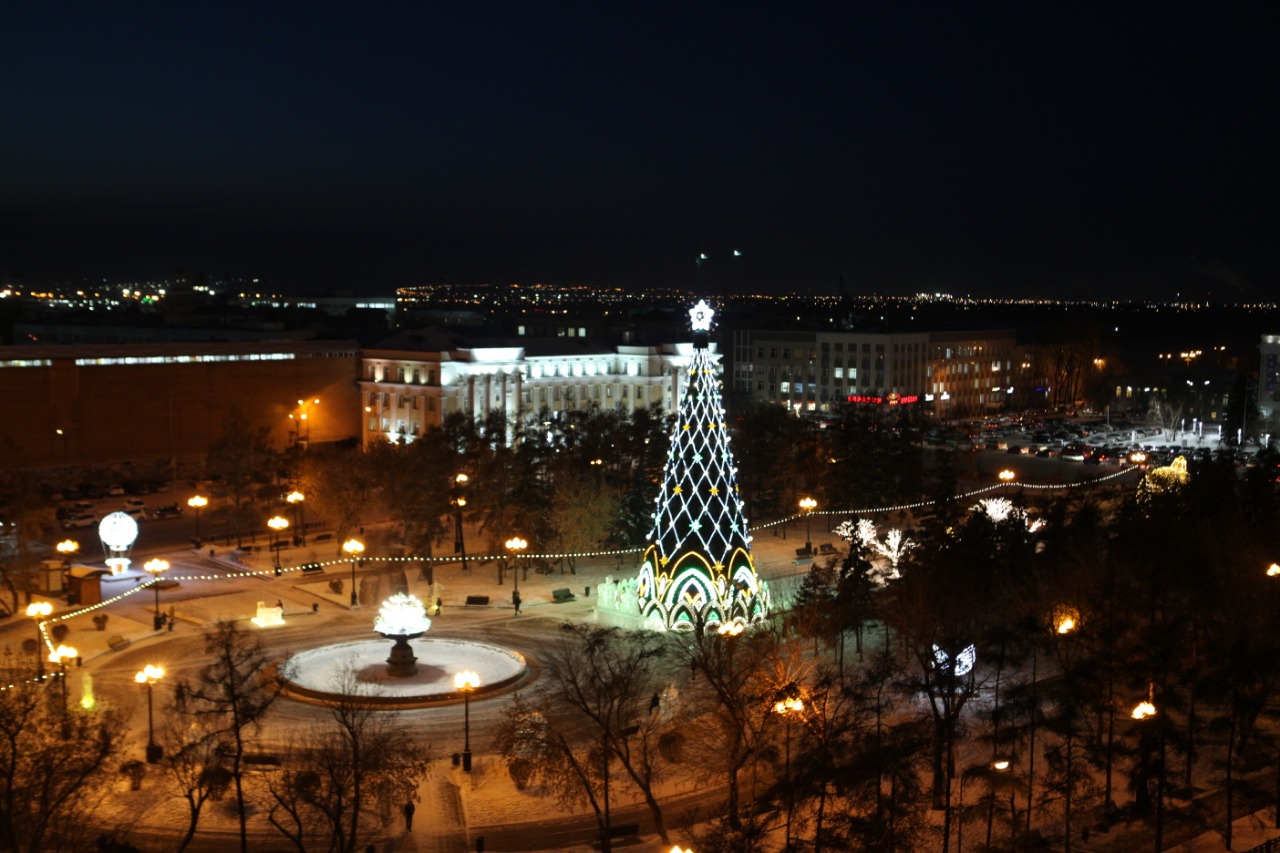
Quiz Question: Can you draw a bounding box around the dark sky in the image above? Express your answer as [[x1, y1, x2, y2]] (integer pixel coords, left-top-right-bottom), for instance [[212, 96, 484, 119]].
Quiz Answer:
[[3, 5, 1277, 299]]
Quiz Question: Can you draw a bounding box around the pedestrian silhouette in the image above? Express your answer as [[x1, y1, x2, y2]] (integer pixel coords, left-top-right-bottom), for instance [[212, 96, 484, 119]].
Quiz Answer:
[[512, 589, 522, 615], [436, 596, 443, 615], [403, 800, 415, 831]]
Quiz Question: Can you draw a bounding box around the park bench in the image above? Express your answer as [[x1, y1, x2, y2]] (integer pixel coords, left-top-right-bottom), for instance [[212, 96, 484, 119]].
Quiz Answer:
[[107, 635, 131, 652], [795, 547, 811, 558], [818, 542, 837, 556], [465, 595, 490, 606], [551, 588, 576, 603]]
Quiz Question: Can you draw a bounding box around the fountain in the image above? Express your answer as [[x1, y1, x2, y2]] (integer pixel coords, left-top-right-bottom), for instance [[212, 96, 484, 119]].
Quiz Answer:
[[374, 592, 430, 677], [277, 592, 528, 708]]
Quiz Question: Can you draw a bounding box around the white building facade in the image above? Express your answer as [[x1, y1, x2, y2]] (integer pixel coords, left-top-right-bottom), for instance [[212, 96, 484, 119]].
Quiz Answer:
[[360, 337, 706, 446]]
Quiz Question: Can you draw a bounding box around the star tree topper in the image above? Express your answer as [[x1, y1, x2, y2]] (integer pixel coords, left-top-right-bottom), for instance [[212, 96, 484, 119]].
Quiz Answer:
[[689, 299, 715, 332]]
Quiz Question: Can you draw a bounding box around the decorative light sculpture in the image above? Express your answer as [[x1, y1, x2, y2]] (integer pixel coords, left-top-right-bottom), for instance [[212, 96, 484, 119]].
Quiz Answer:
[[636, 299, 769, 631], [374, 592, 432, 677], [99, 511, 139, 575], [932, 643, 977, 677]]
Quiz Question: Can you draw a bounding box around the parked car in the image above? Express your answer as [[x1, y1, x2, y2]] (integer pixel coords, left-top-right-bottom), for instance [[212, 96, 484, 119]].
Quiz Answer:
[[62, 512, 98, 530], [152, 504, 184, 520]]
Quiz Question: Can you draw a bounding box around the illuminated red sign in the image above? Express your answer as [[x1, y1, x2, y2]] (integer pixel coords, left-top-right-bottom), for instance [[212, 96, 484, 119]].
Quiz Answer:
[[846, 394, 919, 405]]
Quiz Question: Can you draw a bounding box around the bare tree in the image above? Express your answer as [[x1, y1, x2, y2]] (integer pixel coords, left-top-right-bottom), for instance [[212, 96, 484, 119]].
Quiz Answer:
[[263, 667, 431, 853], [505, 623, 675, 847], [0, 681, 127, 852], [179, 621, 280, 853], [670, 620, 799, 831], [159, 715, 234, 853]]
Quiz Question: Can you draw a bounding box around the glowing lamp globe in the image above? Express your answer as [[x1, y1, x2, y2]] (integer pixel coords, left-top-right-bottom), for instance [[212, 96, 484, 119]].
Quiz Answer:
[[99, 511, 139, 550]]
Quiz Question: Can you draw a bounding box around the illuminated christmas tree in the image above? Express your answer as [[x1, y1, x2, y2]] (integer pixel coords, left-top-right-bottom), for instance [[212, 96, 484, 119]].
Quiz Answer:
[[635, 300, 769, 631]]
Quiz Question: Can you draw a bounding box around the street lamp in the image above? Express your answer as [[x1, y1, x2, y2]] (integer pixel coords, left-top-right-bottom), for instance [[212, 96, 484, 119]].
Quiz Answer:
[[1268, 563, 1280, 577], [187, 494, 207, 546], [144, 559, 170, 630], [26, 601, 52, 681], [454, 670, 480, 771], [453, 474, 469, 572], [290, 397, 320, 446], [505, 536, 528, 594], [134, 664, 165, 763], [343, 538, 365, 608], [998, 469, 1016, 484], [267, 515, 289, 576], [286, 490, 306, 545], [773, 691, 805, 851], [48, 644, 77, 713], [56, 539, 79, 563], [798, 496, 817, 555]]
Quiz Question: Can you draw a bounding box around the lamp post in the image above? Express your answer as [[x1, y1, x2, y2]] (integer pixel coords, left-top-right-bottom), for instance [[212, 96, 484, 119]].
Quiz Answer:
[[343, 538, 364, 608], [26, 601, 52, 681], [1132, 690, 1163, 852], [799, 496, 817, 555], [773, 692, 804, 851], [286, 491, 306, 545], [290, 397, 320, 447], [49, 644, 77, 713], [267, 515, 289, 576], [188, 495, 207, 546], [143, 558, 169, 630], [135, 664, 165, 763], [56, 539, 78, 571], [454, 473, 469, 572], [505, 536, 528, 594], [998, 469, 1016, 485], [454, 670, 480, 771]]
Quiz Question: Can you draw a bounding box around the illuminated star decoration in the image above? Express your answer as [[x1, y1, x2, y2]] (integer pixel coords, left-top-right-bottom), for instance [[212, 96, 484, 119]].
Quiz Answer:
[[689, 299, 715, 332], [636, 299, 769, 631]]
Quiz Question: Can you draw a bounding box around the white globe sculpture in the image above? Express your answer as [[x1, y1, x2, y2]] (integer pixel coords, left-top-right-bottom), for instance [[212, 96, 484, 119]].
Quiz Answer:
[[99, 511, 139, 574]]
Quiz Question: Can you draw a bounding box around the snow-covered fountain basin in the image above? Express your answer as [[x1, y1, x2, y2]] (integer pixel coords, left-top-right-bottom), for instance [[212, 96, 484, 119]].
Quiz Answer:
[[279, 637, 527, 708]]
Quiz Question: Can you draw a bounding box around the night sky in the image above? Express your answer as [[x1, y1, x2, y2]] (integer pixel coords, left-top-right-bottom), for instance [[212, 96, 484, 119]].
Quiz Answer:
[[3, 5, 1277, 299]]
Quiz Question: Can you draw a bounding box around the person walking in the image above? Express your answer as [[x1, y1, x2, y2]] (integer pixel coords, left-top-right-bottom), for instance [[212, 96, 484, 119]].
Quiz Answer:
[[403, 800, 415, 831], [435, 596, 443, 615], [512, 589, 522, 616]]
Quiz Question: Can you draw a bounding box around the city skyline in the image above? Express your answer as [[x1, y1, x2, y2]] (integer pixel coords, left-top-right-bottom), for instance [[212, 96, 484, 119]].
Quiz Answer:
[[3, 5, 1278, 300]]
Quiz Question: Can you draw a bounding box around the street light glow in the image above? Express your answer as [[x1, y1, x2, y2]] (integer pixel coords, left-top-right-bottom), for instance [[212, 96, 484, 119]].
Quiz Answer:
[[187, 495, 207, 510], [134, 664, 165, 684], [1132, 700, 1157, 720], [998, 469, 1016, 482], [454, 670, 480, 691], [26, 601, 53, 619]]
